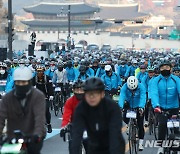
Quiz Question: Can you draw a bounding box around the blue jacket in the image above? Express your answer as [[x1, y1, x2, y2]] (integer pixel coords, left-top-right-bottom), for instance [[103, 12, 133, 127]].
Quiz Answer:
[[141, 74, 150, 92], [95, 68, 105, 78], [0, 70, 15, 93], [117, 65, 129, 77], [137, 72, 148, 83], [101, 72, 121, 91], [66, 67, 77, 81], [118, 83, 146, 109], [151, 74, 180, 109], [44, 69, 54, 80], [86, 68, 94, 77], [5, 79, 14, 93], [125, 65, 137, 77], [76, 74, 91, 81], [147, 76, 155, 100]]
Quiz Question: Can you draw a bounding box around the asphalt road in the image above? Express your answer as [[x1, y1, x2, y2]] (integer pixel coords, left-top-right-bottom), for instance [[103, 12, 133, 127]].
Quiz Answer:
[[41, 110, 178, 154]]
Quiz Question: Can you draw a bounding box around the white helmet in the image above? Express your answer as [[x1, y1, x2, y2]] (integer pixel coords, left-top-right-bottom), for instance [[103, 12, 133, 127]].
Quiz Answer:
[[13, 67, 33, 81], [127, 76, 138, 90], [105, 65, 112, 71]]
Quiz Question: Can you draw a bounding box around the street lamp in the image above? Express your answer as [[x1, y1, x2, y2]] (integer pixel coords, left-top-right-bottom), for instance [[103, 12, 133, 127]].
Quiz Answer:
[[58, 5, 71, 51], [8, 0, 13, 60], [67, 5, 71, 51]]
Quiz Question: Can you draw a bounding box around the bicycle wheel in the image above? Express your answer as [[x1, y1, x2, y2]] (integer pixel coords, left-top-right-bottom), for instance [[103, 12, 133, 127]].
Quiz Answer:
[[148, 109, 153, 135], [59, 94, 65, 115], [153, 114, 158, 140], [128, 120, 138, 154], [79, 144, 86, 154], [50, 100, 53, 111], [53, 93, 60, 116]]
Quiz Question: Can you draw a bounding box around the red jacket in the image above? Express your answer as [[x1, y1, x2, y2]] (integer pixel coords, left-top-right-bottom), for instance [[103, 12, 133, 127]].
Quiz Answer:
[[61, 95, 80, 127]]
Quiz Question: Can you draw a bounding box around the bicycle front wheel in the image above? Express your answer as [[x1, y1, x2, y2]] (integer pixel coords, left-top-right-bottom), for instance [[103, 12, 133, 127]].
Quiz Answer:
[[128, 120, 138, 154], [53, 93, 61, 116]]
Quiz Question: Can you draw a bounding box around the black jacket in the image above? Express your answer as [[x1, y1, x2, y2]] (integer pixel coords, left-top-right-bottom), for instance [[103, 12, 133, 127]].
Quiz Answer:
[[34, 75, 54, 98], [71, 97, 125, 154]]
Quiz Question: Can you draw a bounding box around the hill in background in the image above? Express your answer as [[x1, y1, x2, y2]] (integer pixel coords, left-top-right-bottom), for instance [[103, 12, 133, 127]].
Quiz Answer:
[[2, 0, 179, 19]]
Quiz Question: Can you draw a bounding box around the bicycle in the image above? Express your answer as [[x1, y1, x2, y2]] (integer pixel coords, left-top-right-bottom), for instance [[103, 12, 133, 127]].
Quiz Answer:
[[160, 111, 180, 154], [61, 124, 87, 154], [53, 85, 64, 116], [146, 104, 158, 139], [0, 130, 38, 154], [126, 109, 139, 154]]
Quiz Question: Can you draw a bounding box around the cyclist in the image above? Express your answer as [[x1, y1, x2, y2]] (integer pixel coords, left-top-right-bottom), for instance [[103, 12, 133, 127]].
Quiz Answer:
[[66, 60, 76, 82], [151, 61, 180, 153], [0, 62, 14, 93], [117, 60, 129, 79], [18, 59, 26, 68], [125, 59, 138, 77], [136, 65, 147, 83], [101, 65, 121, 98], [95, 61, 106, 78], [45, 61, 50, 70], [35, 65, 54, 133], [91, 59, 99, 75], [141, 66, 155, 126], [0, 67, 46, 154], [83, 60, 95, 77], [11, 59, 18, 69], [172, 67, 179, 77], [53, 62, 67, 98], [74, 60, 79, 70], [119, 76, 146, 151], [60, 80, 88, 153], [71, 77, 125, 154], [75, 65, 90, 81], [106, 57, 115, 72], [45, 60, 56, 80]]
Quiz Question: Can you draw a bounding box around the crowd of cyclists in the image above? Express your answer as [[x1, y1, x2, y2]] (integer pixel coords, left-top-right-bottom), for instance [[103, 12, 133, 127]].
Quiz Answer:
[[0, 48, 179, 154]]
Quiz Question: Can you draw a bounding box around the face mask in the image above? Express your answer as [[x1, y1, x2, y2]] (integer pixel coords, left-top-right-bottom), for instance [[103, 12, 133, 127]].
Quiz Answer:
[[58, 67, 63, 71], [67, 64, 72, 68], [160, 70, 171, 77], [93, 66, 98, 69], [0, 70, 5, 75], [85, 67, 89, 71], [106, 71, 112, 76], [74, 93, 84, 101], [121, 65, 125, 67], [50, 66, 55, 71], [80, 71, 86, 75], [15, 84, 32, 99]]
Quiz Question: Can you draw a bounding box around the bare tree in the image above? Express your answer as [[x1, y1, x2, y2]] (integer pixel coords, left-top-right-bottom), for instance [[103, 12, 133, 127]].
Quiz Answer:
[[0, 0, 7, 34]]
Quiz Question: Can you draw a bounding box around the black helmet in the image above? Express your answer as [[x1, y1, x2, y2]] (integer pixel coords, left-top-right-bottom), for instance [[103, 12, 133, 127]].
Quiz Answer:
[[173, 67, 180, 72], [67, 60, 72, 65], [73, 80, 84, 89], [93, 59, 98, 64], [57, 62, 64, 67], [67, 60, 72, 67], [83, 60, 90, 67], [83, 77, 105, 91], [159, 61, 172, 68], [79, 65, 86, 74]]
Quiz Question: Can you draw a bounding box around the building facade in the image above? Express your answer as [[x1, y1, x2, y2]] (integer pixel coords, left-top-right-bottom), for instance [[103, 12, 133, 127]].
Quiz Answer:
[[22, 2, 150, 34], [22, 2, 111, 32]]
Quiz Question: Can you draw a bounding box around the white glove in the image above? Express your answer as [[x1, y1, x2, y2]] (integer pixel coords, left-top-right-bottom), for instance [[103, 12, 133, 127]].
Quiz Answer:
[[49, 96, 54, 101]]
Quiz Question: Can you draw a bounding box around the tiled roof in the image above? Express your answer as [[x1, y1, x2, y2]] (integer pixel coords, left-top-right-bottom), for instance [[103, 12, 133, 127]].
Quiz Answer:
[[95, 3, 149, 20], [23, 2, 100, 15]]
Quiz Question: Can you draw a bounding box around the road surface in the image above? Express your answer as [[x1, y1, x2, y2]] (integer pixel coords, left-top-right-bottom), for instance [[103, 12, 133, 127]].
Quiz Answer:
[[41, 109, 174, 154]]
